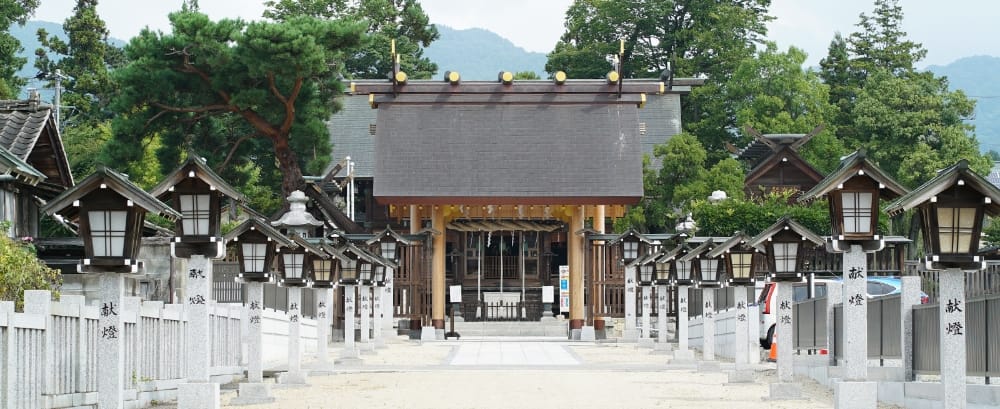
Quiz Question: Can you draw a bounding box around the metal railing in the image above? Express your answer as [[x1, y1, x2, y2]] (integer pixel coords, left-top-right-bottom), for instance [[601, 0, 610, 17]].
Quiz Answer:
[[913, 293, 1000, 376], [906, 261, 1000, 303], [460, 300, 543, 321], [829, 295, 903, 360], [793, 296, 827, 350]]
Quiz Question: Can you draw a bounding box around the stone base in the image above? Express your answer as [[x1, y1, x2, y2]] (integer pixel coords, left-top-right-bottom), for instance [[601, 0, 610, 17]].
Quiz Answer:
[[305, 361, 336, 376], [834, 381, 877, 409], [671, 349, 695, 364], [540, 315, 558, 323], [542, 311, 554, 318], [374, 338, 387, 349], [177, 382, 220, 409], [697, 360, 721, 372], [651, 342, 673, 354], [420, 326, 437, 341], [637, 338, 655, 348], [620, 329, 640, 342], [569, 328, 582, 340], [435, 329, 445, 340], [276, 370, 308, 386], [726, 370, 755, 384], [359, 342, 377, 355], [768, 382, 802, 400], [580, 326, 596, 342], [229, 383, 274, 406]]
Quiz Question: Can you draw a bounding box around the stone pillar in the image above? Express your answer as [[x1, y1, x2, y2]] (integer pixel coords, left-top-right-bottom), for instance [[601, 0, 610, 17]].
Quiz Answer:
[[728, 287, 754, 383], [178, 255, 221, 408], [97, 273, 125, 409], [278, 287, 308, 385], [899, 276, 920, 382], [359, 285, 374, 352], [639, 286, 653, 348], [374, 284, 386, 348], [231, 281, 274, 405], [313, 288, 334, 371], [734, 287, 749, 367], [747, 301, 761, 365], [382, 272, 395, 332], [431, 207, 446, 332], [568, 206, 585, 335], [939, 268, 966, 409], [834, 245, 876, 409], [340, 284, 359, 360], [769, 281, 801, 399], [672, 285, 694, 363], [825, 281, 842, 367], [701, 289, 716, 362], [622, 265, 639, 342], [653, 285, 672, 353]]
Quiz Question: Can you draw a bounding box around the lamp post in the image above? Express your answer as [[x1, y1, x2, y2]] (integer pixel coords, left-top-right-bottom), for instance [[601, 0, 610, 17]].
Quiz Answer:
[[278, 235, 325, 385], [367, 228, 414, 337], [150, 155, 247, 409], [651, 249, 674, 354], [799, 150, 908, 408], [336, 242, 376, 362], [708, 233, 757, 382], [357, 252, 375, 353], [42, 167, 181, 409], [371, 260, 394, 348], [224, 218, 293, 405], [748, 217, 824, 400], [311, 243, 342, 372], [694, 239, 722, 366], [667, 242, 696, 365], [885, 160, 1000, 409], [615, 229, 651, 342], [636, 257, 657, 348]]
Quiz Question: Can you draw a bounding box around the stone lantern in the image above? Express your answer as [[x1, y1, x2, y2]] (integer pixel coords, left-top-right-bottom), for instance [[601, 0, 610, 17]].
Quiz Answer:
[[706, 233, 757, 381], [885, 159, 1000, 408], [41, 166, 180, 409], [748, 217, 824, 399]]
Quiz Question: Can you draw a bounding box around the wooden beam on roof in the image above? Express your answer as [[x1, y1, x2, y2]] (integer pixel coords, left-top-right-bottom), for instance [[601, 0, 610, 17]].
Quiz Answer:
[[744, 125, 779, 151], [352, 79, 690, 95], [372, 93, 647, 106], [790, 125, 825, 151]]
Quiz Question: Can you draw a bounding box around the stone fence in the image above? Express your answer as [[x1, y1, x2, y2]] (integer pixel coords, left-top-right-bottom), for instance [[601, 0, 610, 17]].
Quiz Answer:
[[0, 291, 253, 409]]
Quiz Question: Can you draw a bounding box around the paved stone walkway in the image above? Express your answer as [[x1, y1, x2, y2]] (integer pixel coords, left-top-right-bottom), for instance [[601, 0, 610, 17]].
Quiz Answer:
[[448, 341, 580, 366]]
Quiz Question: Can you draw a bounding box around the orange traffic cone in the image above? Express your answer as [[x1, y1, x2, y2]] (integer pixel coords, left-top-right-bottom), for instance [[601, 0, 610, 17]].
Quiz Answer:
[[768, 333, 778, 362]]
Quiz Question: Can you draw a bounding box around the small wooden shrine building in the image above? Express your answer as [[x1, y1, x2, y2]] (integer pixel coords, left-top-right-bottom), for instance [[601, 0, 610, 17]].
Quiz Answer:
[[349, 76, 702, 331]]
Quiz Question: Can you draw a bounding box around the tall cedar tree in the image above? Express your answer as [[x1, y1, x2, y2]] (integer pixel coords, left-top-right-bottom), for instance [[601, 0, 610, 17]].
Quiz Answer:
[[106, 10, 365, 199], [0, 0, 39, 98]]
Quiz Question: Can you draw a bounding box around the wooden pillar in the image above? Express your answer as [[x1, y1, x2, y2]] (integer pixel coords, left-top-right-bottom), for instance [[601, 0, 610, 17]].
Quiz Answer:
[[431, 206, 446, 329], [593, 205, 605, 328], [569, 205, 585, 329], [409, 205, 419, 234]]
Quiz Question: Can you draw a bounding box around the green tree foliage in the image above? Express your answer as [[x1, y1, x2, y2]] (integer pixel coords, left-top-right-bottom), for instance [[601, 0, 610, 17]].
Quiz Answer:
[[513, 71, 540, 80], [0, 0, 39, 98], [32, 0, 124, 181], [690, 192, 830, 237], [852, 69, 990, 186], [34, 0, 124, 123], [819, 0, 988, 186], [263, 0, 438, 79], [547, 0, 773, 164], [106, 10, 365, 203], [0, 226, 61, 310], [714, 44, 845, 173]]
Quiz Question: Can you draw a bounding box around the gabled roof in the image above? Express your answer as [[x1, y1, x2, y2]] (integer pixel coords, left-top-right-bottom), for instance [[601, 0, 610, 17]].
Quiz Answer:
[[747, 217, 825, 252], [365, 225, 418, 246], [223, 217, 296, 248], [149, 153, 246, 203], [705, 233, 754, 258], [799, 150, 908, 203], [625, 251, 661, 268], [290, 234, 328, 257], [0, 146, 45, 185], [339, 241, 396, 267], [743, 145, 825, 189], [678, 238, 716, 262], [0, 98, 73, 187], [885, 159, 1000, 217], [607, 228, 659, 246], [653, 245, 686, 263], [41, 166, 180, 221]]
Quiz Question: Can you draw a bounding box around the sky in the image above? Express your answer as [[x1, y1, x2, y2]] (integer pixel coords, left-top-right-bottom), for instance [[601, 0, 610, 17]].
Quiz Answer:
[[31, 0, 1000, 68]]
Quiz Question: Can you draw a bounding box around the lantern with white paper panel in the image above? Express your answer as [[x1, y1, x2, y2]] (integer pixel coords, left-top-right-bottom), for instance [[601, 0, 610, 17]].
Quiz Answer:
[[747, 217, 824, 282]]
